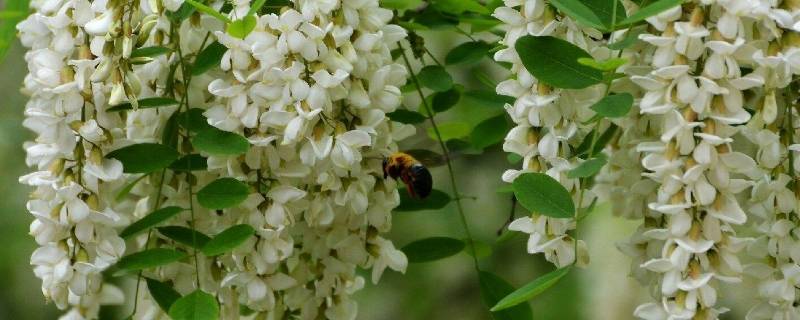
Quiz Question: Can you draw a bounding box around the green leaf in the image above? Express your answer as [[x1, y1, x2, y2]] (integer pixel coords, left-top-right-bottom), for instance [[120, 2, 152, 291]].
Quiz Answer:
[[608, 28, 645, 50], [0, 1, 29, 64], [465, 240, 492, 259], [619, 0, 683, 26], [491, 267, 572, 312], [496, 183, 514, 194], [479, 272, 534, 320], [401, 237, 465, 263], [412, 8, 459, 29], [121, 206, 184, 238], [432, 87, 461, 113], [507, 153, 523, 164], [169, 289, 219, 320], [168, 2, 197, 22], [397, 21, 430, 31], [192, 128, 250, 155], [446, 139, 480, 154], [445, 41, 492, 65], [590, 93, 633, 118], [115, 248, 187, 275], [432, 0, 489, 14], [471, 115, 509, 150], [512, 173, 575, 218], [158, 226, 212, 249], [108, 97, 180, 112], [115, 174, 148, 202], [427, 122, 470, 141], [178, 108, 215, 133], [577, 57, 628, 71], [387, 109, 427, 124], [192, 41, 227, 76], [417, 66, 454, 92], [201, 224, 256, 257], [381, 0, 424, 10], [146, 278, 182, 312], [184, 0, 231, 23], [418, 95, 437, 117], [574, 124, 618, 158], [131, 46, 172, 59], [547, 0, 605, 30], [395, 189, 451, 212], [567, 157, 608, 179], [163, 112, 181, 148], [227, 15, 257, 39], [514, 36, 603, 89], [582, 0, 627, 29], [462, 90, 515, 110], [462, 16, 501, 33], [197, 178, 250, 210], [0, 10, 26, 19], [107, 143, 180, 174], [169, 154, 209, 171]]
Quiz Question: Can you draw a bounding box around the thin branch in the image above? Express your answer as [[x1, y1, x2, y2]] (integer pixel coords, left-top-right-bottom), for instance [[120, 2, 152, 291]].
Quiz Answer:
[[399, 42, 481, 273]]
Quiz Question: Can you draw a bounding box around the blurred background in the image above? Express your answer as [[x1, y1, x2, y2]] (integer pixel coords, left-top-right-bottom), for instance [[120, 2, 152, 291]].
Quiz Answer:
[[0, 5, 757, 320]]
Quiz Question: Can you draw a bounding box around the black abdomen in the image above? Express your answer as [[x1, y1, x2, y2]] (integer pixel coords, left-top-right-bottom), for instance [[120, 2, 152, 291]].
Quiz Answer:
[[410, 164, 432, 199]]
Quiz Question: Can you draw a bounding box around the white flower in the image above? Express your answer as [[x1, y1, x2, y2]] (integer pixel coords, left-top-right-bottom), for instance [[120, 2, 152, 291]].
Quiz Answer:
[[332, 130, 372, 169], [369, 237, 407, 284]]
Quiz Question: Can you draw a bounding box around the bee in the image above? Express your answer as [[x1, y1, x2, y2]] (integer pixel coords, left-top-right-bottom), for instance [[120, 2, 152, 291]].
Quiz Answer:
[[383, 152, 433, 199]]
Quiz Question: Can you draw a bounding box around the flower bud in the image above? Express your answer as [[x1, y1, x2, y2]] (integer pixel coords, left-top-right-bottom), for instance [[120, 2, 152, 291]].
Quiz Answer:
[[108, 83, 127, 106], [762, 90, 778, 125]]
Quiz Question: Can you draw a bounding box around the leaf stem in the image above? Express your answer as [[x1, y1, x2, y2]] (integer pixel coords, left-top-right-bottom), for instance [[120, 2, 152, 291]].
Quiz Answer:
[[455, 27, 477, 41], [570, 57, 617, 265], [785, 84, 798, 192], [127, 169, 166, 319], [399, 43, 481, 273], [247, 0, 268, 16], [423, 47, 444, 67], [184, 0, 232, 23], [175, 31, 204, 290]]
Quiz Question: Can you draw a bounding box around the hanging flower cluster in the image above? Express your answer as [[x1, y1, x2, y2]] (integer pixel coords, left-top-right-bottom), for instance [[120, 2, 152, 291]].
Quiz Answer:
[[17, 0, 142, 317], [493, 0, 605, 268], [493, 0, 800, 319], [197, 0, 410, 318], [741, 1, 800, 318], [20, 0, 800, 318], [18, 0, 408, 319]]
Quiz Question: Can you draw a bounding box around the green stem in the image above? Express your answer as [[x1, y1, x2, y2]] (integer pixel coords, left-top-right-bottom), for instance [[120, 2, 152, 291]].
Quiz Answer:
[[570, 64, 616, 265], [127, 169, 166, 319], [399, 43, 481, 273], [455, 27, 477, 41], [175, 32, 203, 290], [127, 28, 211, 319], [184, 0, 232, 23], [785, 85, 797, 191]]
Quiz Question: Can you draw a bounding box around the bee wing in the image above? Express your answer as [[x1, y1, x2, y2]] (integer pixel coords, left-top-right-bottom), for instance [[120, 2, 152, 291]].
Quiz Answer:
[[405, 149, 446, 167], [405, 148, 467, 168]]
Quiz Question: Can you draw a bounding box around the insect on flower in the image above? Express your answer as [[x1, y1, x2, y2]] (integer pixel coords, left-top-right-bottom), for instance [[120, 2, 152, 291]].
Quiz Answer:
[[383, 152, 433, 199]]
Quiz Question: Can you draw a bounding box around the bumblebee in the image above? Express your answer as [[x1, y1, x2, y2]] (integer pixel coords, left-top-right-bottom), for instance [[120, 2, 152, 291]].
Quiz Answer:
[[383, 152, 433, 199]]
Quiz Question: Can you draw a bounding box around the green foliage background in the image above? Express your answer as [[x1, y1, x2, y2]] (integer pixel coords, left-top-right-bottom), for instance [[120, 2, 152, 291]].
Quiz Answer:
[[0, 7, 756, 320]]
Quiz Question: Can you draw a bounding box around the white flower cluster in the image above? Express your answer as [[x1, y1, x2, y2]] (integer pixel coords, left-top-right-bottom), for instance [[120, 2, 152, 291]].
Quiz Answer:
[[493, 0, 608, 267], [741, 1, 800, 317], [18, 0, 409, 319], [194, 0, 410, 318], [630, 1, 800, 318], [17, 0, 139, 318], [495, 0, 800, 319]]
